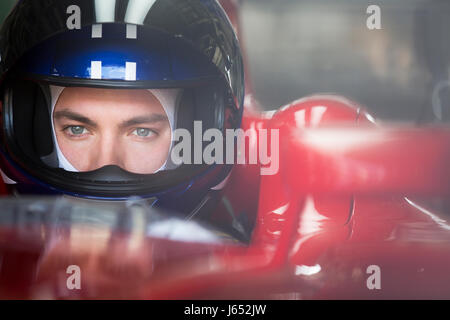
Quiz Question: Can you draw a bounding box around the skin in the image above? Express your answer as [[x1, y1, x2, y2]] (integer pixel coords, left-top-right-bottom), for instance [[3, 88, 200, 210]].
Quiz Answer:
[[53, 87, 171, 174]]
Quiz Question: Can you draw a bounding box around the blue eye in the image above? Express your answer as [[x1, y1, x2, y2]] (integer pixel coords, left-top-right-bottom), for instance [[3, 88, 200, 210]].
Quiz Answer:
[[133, 128, 154, 137], [68, 126, 87, 135]]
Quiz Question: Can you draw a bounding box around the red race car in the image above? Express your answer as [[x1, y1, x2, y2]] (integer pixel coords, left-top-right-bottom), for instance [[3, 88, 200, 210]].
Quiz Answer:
[[0, 0, 449, 300]]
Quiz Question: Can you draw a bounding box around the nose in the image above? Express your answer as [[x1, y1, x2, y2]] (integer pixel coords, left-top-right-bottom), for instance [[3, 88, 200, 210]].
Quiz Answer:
[[90, 134, 124, 170]]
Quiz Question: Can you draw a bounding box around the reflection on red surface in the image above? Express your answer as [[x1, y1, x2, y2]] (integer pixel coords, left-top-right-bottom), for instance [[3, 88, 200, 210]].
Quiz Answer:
[[0, 223, 253, 299], [0, 65, 450, 300], [2, 93, 450, 299], [1, 0, 450, 300]]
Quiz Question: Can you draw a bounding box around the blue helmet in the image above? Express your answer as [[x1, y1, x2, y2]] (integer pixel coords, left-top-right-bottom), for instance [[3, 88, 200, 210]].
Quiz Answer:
[[0, 0, 244, 215]]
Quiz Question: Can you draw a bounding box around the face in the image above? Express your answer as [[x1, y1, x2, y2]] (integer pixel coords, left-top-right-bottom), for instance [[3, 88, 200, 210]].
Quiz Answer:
[[53, 87, 171, 174]]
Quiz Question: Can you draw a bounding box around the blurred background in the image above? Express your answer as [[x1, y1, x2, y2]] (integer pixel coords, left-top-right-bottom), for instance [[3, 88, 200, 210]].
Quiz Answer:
[[0, 1, 14, 26], [2, 0, 450, 123], [240, 0, 450, 124]]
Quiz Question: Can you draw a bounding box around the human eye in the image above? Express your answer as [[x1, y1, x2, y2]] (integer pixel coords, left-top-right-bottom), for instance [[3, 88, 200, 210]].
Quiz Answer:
[[64, 125, 89, 137], [131, 128, 157, 138]]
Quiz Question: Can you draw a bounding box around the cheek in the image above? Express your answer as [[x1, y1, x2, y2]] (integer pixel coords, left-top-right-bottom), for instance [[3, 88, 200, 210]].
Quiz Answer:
[[123, 130, 172, 174], [56, 133, 95, 170]]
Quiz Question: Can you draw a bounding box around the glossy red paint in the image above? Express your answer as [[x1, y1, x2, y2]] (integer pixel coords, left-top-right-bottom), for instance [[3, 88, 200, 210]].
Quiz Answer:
[[0, 92, 449, 299], [0, 1, 450, 300]]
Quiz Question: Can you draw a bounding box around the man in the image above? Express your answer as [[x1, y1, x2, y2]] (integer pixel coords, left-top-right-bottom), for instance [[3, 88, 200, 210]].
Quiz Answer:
[[52, 87, 174, 174], [0, 0, 247, 234], [0, 0, 375, 242]]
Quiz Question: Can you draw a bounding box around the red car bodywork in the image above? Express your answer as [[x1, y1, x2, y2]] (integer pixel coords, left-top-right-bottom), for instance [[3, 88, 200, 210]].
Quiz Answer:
[[0, 0, 450, 299]]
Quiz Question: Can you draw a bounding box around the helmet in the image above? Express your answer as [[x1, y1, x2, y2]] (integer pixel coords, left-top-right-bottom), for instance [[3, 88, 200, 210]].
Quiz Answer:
[[0, 0, 244, 215]]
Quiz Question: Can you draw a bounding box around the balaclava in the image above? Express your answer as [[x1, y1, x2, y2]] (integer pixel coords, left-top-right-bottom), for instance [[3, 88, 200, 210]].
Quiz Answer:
[[49, 86, 180, 172]]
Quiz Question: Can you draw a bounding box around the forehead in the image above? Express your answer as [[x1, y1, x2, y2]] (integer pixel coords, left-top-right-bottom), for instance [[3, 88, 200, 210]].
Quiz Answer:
[[55, 87, 164, 113]]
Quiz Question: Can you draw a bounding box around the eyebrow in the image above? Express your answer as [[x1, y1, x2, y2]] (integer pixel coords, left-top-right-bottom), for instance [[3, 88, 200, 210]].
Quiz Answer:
[[119, 114, 168, 128], [54, 110, 97, 128], [53, 109, 169, 129]]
